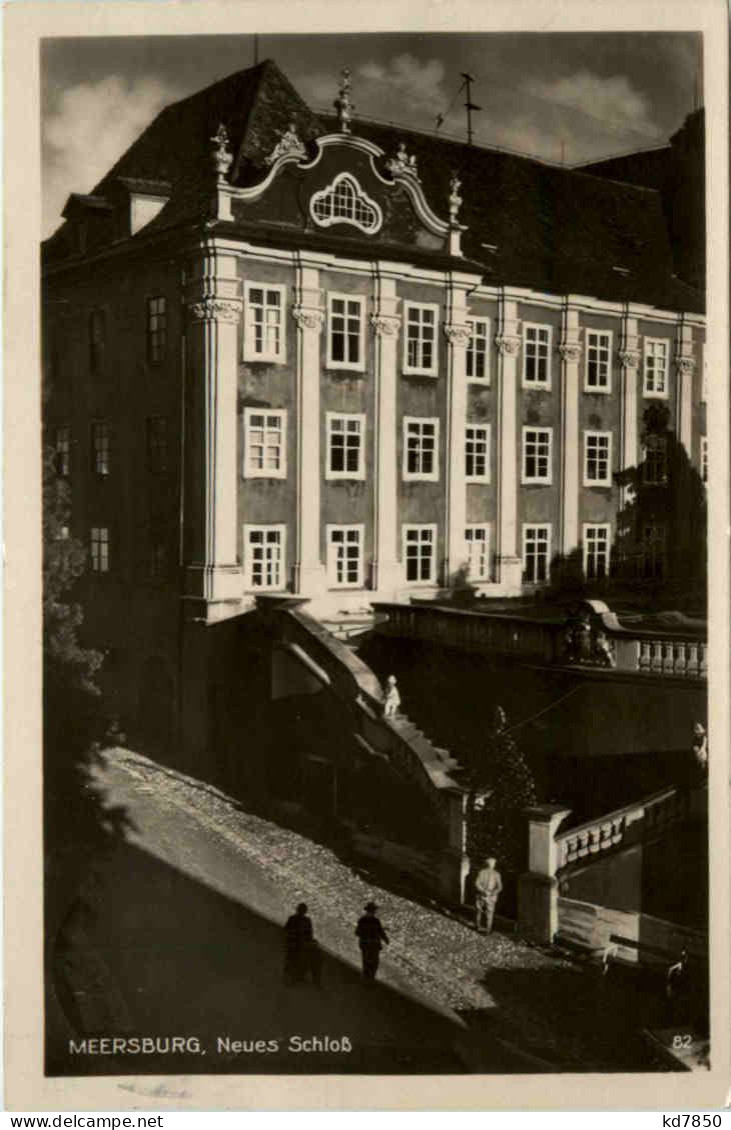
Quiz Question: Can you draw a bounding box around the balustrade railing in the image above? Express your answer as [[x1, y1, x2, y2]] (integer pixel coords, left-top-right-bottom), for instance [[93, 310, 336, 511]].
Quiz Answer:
[[557, 786, 687, 871], [636, 638, 706, 678]]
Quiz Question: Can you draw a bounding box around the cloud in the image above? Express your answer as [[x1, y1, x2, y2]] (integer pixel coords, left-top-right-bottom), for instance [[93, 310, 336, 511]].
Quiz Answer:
[[523, 70, 660, 144], [42, 76, 178, 237], [294, 54, 449, 130]]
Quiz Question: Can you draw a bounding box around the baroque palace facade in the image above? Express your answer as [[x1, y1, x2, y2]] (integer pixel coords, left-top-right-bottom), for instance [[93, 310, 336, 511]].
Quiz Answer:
[[42, 61, 706, 756]]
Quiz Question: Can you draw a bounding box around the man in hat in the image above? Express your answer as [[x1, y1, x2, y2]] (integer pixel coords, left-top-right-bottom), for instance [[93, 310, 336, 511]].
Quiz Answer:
[[474, 857, 503, 934], [355, 901, 389, 981], [284, 902, 320, 985]]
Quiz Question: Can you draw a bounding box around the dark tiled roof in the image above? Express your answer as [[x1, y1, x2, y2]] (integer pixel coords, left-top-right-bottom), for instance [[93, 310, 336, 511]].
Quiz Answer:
[[43, 60, 704, 314]]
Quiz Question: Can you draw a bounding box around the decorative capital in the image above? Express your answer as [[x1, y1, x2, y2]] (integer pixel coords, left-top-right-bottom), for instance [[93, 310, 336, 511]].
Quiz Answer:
[[558, 341, 582, 363], [210, 123, 233, 183], [443, 322, 472, 347], [265, 121, 306, 166], [334, 67, 354, 134], [676, 356, 696, 376], [618, 349, 640, 370], [188, 297, 242, 323], [370, 313, 401, 337], [386, 142, 420, 182], [292, 305, 325, 332], [448, 172, 463, 225], [495, 334, 521, 357]]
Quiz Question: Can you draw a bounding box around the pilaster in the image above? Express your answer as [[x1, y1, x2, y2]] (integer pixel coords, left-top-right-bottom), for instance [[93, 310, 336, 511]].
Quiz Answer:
[[675, 318, 695, 455], [619, 312, 640, 503], [183, 244, 243, 614], [559, 303, 581, 559], [495, 295, 523, 594], [443, 283, 471, 584], [371, 274, 402, 593], [292, 259, 327, 596]]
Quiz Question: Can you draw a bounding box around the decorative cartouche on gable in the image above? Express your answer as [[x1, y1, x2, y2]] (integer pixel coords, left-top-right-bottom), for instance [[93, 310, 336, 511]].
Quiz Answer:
[[265, 122, 307, 166]]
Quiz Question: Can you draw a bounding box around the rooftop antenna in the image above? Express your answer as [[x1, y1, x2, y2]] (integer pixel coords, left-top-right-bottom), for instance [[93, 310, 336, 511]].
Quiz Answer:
[[460, 71, 481, 146]]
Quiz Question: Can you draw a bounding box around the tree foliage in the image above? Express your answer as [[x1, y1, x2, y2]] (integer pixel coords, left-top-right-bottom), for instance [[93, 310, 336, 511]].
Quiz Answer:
[[467, 706, 538, 874]]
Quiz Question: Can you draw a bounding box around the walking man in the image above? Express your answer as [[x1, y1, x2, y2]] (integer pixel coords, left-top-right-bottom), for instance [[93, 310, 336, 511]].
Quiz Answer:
[[474, 857, 503, 934], [284, 902, 318, 985], [355, 901, 389, 981]]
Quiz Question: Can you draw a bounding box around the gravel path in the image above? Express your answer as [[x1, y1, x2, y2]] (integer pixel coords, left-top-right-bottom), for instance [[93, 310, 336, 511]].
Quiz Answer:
[[102, 748, 665, 1071]]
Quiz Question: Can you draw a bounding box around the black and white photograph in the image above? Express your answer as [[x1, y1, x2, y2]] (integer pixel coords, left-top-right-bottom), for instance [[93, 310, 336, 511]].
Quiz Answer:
[[5, 0, 729, 1112]]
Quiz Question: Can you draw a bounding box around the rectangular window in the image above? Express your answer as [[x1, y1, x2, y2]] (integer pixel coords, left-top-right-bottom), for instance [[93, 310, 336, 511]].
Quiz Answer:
[[243, 284, 285, 363], [54, 426, 71, 476], [327, 525, 364, 588], [243, 408, 287, 479], [244, 525, 286, 590], [465, 424, 490, 482], [466, 317, 489, 382], [584, 431, 612, 486], [700, 436, 708, 484], [583, 524, 610, 580], [326, 413, 365, 480], [642, 524, 666, 579], [403, 525, 437, 584], [585, 330, 612, 392], [147, 296, 167, 364], [643, 434, 668, 485], [644, 338, 669, 397], [89, 309, 105, 375], [523, 323, 551, 388], [465, 525, 490, 581], [91, 421, 110, 476], [146, 416, 168, 473], [522, 426, 552, 484], [403, 302, 439, 376], [403, 417, 439, 481], [522, 524, 551, 584], [90, 526, 110, 573], [327, 294, 364, 369]]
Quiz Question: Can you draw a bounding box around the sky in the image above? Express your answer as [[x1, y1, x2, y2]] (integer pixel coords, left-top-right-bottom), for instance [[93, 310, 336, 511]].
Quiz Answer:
[[41, 32, 702, 238]]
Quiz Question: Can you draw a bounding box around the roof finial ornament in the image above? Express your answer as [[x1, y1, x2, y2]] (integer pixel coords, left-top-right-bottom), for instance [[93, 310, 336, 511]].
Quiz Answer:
[[334, 66, 354, 134], [386, 141, 420, 181], [265, 121, 307, 166], [449, 172, 463, 224], [211, 123, 233, 183]]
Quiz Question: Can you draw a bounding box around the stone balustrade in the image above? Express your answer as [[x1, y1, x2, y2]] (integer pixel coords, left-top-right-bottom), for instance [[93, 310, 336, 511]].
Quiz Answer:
[[635, 638, 707, 678], [556, 785, 687, 872]]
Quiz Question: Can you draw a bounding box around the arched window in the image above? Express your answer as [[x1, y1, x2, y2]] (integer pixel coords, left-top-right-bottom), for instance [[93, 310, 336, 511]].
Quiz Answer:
[[310, 173, 382, 234]]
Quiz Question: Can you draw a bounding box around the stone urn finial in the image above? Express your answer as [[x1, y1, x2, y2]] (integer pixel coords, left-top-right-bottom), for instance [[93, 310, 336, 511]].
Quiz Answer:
[[211, 123, 233, 182], [334, 66, 354, 134]]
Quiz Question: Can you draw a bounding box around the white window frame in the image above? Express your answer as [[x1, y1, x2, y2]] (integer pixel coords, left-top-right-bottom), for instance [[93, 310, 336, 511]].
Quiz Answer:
[[465, 423, 491, 483], [242, 282, 286, 363], [325, 412, 366, 481], [326, 292, 366, 371], [584, 329, 613, 394], [700, 436, 708, 485], [403, 301, 440, 377], [583, 430, 613, 487], [402, 524, 437, 585], [243, 407, 287, 480], [90, 526, 110, 574], [310, 172, 383, 234], [465, 524, 491, 581], [522, 524, 552, 584], [521, 426, 553, 485], [91, 420, 110, 477], [522, 323, 552, 389], [466, 316, 490, 383], [643, 337, 670, 398], [243, 524, 286, 591], [55, 426, 71, 476], [583, 523, 611, 580], [326, 524, 365, 589], [403, 416, 440, 482]]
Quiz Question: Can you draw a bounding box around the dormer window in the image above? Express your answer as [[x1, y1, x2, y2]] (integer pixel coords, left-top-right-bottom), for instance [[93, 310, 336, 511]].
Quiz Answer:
[[310, 173, 382, 234], [130, 194, 168, 235]]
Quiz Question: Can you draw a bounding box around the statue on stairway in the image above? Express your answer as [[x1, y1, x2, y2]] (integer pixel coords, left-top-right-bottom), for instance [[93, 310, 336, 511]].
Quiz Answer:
[[383, 674, 401, 719]]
